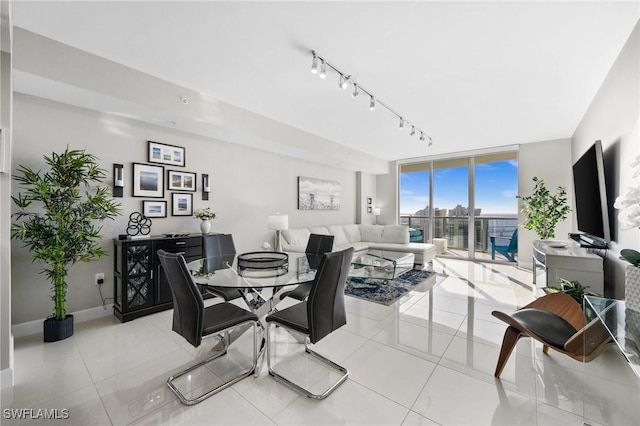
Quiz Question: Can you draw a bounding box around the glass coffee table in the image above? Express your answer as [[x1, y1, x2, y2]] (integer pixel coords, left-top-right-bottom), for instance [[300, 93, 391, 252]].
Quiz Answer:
[[349, 250, 415, 281]]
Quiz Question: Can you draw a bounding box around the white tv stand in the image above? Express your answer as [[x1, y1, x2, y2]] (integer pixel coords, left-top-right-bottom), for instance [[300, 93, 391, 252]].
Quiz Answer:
[[532, 239, 604, 295]]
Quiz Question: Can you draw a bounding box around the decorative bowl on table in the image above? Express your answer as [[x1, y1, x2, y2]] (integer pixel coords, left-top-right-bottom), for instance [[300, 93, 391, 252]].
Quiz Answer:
[[237, 251, 289, 278]]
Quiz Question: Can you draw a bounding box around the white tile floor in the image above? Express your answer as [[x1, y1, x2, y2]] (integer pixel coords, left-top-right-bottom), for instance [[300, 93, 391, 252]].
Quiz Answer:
[[2, 257, 639, 425]]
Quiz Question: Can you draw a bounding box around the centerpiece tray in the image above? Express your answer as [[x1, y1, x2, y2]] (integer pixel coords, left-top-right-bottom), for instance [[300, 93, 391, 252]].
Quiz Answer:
[[237, 251, 289, 278]]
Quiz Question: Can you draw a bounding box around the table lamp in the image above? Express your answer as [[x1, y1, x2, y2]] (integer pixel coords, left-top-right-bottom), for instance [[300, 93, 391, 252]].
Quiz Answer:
[[268, 214, 289, 252], [373, 207, 381, 225]]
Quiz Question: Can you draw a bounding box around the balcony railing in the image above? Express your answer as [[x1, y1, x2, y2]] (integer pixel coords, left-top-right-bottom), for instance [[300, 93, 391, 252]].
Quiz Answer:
[[400, 215, 518, 255]]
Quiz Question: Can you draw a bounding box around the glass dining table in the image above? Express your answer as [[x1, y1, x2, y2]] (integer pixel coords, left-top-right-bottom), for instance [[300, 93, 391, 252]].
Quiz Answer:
[[186, 251, 317, 366], [187, 251, 316, 313]]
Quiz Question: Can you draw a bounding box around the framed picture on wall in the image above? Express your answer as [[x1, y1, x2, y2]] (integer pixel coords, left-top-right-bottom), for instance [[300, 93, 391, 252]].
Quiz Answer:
[[148, 141, 185, 167], [142, 200, 167, 218], [171, 193, 193, 216], [167, 170, 196, 192], [298, 176, 340, 210], [132, 163, 164, 198]]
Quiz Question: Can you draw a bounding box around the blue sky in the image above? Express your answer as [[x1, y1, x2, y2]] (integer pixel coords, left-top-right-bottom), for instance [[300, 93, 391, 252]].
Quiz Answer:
[[400, 160, 518, 215]]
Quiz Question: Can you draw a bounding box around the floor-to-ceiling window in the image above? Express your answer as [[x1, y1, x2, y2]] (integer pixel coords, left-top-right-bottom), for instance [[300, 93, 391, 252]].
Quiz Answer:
[[399, 149, 518, 262], [399, 164, 430, 242], [474, 153, 519, 261]]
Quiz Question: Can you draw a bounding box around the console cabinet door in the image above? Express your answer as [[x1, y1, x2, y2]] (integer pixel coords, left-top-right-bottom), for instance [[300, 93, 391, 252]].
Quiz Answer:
[[115, 241, 153, 314]]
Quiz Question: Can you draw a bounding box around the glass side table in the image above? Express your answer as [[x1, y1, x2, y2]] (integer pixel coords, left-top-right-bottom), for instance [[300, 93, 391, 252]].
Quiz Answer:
[[584, 295, 640, 378]]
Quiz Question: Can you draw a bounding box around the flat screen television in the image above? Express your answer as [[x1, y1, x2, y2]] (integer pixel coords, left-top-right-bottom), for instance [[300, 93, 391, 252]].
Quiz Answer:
[[572, 140, 610, 248]]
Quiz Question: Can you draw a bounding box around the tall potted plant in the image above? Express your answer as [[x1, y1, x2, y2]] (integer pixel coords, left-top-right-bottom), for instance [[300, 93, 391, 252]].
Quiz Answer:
[[518, 177, 571, 239], [11, 148, 120, 342]]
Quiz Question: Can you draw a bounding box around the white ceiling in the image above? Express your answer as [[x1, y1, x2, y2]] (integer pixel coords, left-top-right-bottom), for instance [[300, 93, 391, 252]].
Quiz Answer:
[[10, 1, 640, 166]]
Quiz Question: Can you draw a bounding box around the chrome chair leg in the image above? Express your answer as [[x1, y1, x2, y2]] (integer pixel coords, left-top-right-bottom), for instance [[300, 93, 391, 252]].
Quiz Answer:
[[167, 320, 258, 406], [265, 322, 348, 400]]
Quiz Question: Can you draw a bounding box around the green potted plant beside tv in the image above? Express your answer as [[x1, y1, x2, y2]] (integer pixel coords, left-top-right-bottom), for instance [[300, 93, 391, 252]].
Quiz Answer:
[[518, 176, 571, 240], [11, 148, 120, 342]]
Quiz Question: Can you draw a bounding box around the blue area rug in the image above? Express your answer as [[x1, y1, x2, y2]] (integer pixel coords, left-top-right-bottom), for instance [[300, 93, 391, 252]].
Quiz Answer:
[[345, 269, 437, 306]]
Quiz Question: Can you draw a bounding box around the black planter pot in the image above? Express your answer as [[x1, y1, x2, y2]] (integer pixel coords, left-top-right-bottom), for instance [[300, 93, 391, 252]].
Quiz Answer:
[[43, 314, 74, 342]]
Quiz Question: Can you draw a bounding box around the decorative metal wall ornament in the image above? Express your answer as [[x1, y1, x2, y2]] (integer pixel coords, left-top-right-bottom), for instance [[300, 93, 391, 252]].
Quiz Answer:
[[127, 212, 152, 236]]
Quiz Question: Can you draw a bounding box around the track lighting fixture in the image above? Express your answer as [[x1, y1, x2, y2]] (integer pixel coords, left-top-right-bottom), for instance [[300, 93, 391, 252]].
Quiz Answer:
[[338, 74, 350, 90], [309, 50, 432, 147]]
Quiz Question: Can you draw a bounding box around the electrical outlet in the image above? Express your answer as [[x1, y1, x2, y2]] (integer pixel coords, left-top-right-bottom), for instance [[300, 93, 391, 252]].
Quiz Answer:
[[95, 272, 105, 286]]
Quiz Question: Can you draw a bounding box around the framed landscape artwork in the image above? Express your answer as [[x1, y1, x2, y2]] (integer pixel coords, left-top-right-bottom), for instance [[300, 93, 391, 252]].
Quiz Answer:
[[148, 141, 185, 167], [142, 200, 167, 218], [298, 176, 340, 210], [172, 193, 193, 216], [132, 163, 164, 198], [167, 170, 196, 192]]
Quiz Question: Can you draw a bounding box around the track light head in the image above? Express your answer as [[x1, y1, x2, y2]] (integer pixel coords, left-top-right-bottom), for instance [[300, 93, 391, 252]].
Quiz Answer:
[[420, 132, 425, 141], [428, 137, 433, 147], [319, 60, 326, 79], [338, 74, 350, 90], [410, 126, 416, 136], [369, 96, 376, 110], [399, 118, 404, 128], [351, 83, 359, 98], [311, 52, 318, 74]]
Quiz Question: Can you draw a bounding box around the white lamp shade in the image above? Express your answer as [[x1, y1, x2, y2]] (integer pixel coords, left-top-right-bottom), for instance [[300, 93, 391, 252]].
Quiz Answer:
[[373, 207, 381, 216], [268, 214, 289, 231]]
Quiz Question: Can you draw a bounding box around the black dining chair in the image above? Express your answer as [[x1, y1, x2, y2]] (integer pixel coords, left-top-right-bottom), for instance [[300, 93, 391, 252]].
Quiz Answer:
[[265, 247, 354, 399], [279, 234, 335, 302], [157, 250, 259, 405], [202, 234, 243, 301]]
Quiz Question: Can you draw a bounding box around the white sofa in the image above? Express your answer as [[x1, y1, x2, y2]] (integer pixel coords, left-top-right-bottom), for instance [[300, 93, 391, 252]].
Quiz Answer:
[[279, 224, 436, 270]]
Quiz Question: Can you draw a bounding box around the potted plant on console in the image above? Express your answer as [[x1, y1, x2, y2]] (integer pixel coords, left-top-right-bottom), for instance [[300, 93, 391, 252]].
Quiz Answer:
[[518, 176, 571, 240], [194, 207, 217, 234], [11, 148, 120, 342]]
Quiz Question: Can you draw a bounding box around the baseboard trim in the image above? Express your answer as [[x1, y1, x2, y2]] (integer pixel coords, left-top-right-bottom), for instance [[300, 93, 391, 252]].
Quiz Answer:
[[11, 304, 114, 338]]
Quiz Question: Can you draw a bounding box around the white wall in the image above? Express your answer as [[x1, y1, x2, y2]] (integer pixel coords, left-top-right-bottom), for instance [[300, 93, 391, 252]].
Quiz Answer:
[[517, 138, 574, 269], [572, 20, 639, 298], [376, 161, 397, 226], [11, 94, 359, 324], [356, 171, 377, 225], [0, 0, 14, 389]]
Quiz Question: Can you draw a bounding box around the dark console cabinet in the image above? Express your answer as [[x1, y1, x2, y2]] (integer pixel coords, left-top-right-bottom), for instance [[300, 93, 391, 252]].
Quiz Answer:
[[113, 234, 203, 322]]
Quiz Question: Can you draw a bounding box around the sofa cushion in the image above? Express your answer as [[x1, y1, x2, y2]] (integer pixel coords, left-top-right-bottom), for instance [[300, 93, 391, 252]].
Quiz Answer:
[[381, 225, 410, 244], [336, 241, 370, 254], [359, 225, 384, 242], [368, 242, 436, 264], [282, 228, 311, 247], [308, 226, 330, 236], [342, 224, 362, 243], [327, 225, 349, 248]]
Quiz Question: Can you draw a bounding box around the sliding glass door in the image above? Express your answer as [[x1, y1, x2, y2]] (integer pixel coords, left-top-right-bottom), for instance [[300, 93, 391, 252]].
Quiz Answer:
[[474, 153, 519, 262], [433, 158, 469, 256], [399, 150, 518, 261]]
